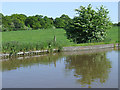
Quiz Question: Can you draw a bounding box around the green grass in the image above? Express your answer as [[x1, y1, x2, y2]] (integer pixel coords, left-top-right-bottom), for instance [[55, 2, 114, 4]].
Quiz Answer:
[[1, 26, 119, 54], [2, 28, 73, 45], [2, 28, 73, 54], [2, 26, 118, 44], [106, 26, 118, 43]]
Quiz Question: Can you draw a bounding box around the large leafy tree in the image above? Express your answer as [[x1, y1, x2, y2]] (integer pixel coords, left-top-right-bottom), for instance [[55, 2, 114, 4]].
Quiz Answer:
[[11, 14, 27, 23], [25, 16, 42, 29], [12, 18, 24, 30], [25, 15, 53, 29], [43, 16, 53, 29], [2, 16, 14, 31], [2, 14, 27, 31], [11, 14, 27, 30], [54, 14, 71, 28], [65, 4, 112, 43], [54, 18, 65, 28], [60, 14, 71, 26]]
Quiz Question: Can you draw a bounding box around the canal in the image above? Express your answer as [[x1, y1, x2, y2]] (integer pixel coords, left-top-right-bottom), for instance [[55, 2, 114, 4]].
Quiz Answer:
[[1, 48, 118, 88]]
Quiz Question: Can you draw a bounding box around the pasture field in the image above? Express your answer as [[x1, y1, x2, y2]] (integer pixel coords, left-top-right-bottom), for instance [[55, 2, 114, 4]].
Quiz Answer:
[[2, 26, 118, 43], [2, 28, 73, 46], [2, 28, 73, 53], [106, 26, 118, 43], [1, 26, 119, 53]]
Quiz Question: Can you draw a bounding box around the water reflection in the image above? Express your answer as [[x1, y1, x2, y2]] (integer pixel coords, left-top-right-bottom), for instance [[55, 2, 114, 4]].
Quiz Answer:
[[2, 53, 62, 71], [2, 49, 118, 88], [65, 52, 112, 88]]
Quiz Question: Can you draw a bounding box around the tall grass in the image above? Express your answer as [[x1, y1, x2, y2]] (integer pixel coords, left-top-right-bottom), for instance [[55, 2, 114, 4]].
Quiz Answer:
[[2, 40, 64, 55]]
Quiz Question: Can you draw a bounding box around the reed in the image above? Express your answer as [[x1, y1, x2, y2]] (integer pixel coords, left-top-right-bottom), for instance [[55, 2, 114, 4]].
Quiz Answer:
[[2, 40, 64, 56]]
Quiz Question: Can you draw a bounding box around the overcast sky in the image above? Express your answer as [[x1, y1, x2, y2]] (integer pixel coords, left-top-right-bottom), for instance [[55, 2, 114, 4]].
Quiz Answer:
[[1, 2, 118, 23]]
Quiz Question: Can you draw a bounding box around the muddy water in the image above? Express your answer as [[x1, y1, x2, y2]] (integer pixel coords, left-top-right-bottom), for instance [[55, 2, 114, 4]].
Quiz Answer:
[[1, 49, 118, 88]]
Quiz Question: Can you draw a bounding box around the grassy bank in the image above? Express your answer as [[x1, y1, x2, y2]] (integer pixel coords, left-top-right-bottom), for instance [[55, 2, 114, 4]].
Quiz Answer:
[[2, 28, 73, 54], [1, 26, 119, 54], [2, 28, 73, 45]]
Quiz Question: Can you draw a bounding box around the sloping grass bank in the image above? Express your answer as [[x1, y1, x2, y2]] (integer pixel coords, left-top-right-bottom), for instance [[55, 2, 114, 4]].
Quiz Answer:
[[2, 29, 73, 55], [1, 26, 119, 55]]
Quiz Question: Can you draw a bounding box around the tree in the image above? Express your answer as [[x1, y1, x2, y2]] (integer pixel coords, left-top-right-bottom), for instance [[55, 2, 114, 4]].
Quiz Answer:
[[25, 15, 53, 29], [2, 15, 14, 31], [32, 22, 41, 29], [43, 16, 53, 29], [11, 14, 27, 30], [35, 15, 45, 29], [25, 16, 42, 29], [54, 14, 71, 28], [11, 14, 27, 23], [65, 4, 112, 43], [54, 18, 65, 28], [2, 14, 27, 31], [60, 14, 71, 27], [12, 18, 24, 30]]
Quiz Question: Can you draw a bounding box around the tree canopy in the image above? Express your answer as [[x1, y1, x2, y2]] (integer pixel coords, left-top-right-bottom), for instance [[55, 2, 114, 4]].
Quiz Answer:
[[65, 4, 112, 43], [54, 14, 71, 28], [1, 13, 71, 31]]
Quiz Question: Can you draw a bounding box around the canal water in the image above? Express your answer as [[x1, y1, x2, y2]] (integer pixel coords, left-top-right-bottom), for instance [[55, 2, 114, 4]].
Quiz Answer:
[[1, 49, 118, 88]]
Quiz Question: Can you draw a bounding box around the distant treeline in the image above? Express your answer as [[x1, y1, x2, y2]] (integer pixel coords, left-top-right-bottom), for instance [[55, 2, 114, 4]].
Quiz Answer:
[[0, 13, 72, 31], [0, 13, 119, 32]]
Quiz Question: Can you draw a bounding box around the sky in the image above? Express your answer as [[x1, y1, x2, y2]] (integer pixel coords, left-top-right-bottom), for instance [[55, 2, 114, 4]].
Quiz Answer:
[[1, 2, 118, 23]]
